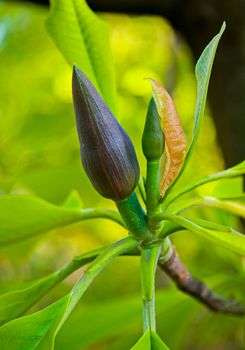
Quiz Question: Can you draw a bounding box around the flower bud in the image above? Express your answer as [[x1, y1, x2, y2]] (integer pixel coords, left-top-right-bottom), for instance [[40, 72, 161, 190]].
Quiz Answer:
[[72, 66, 140, 201], [142, 98, 165, 161]]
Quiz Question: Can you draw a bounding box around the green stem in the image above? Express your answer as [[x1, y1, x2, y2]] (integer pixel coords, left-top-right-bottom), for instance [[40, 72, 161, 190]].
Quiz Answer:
[[78, 208, 125, 227], [116, 192, 151, 240], [146, 161, 160, 212], [140, 244, 162, 332]]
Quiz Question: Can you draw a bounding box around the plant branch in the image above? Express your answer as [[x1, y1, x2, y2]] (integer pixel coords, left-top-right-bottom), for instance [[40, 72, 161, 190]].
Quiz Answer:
[[159, 247, 244, 316]]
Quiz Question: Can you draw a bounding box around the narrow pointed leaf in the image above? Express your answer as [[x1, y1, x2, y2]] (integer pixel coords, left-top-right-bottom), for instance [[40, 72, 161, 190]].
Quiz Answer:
[[162, 23, 226, 199], [149, 79, 187, 197], [46, 0, 117, 113]]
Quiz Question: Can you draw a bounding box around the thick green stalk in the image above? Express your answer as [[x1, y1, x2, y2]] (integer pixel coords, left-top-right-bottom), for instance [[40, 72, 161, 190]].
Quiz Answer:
[[116, 192, 151, 240], [145, 160, 162, 233], [140, 244, 162, 332], [146, 161, 160, 213]]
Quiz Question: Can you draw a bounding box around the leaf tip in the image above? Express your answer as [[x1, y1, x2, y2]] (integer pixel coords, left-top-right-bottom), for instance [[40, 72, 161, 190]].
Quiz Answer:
[[220, 21, 226, 34]]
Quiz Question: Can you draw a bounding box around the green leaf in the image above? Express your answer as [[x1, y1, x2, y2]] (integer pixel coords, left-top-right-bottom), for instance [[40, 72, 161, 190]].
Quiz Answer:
[[164, 159, 245, 208], [0, 195, 124, 246], [0, 296, 70, 350], [213, 176, 244, 199], [0, 238, 137, 350], [157, 212, 245, 256], [131, 329, 169, 349], [62, 190, 84, 209], [46, 0, 117, 113], [162, 22, 226, 199], [0, 245, 106, 326]]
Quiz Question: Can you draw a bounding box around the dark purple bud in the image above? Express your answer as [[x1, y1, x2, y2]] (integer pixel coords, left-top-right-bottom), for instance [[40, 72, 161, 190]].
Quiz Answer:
[[72, 66, 140, 201]]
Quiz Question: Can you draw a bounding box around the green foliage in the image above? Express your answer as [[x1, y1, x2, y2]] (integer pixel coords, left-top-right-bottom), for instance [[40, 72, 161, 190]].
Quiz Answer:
[[158, 213, 245, 255], [0, 195, 123, 246], [131, 328, 169, 349], [0, 239, 137, 349], [0, 2, 244, 350], [46, 0, 117, 113], [164, 160, 245, 208], [0, 245, 105, 326], [163, 22, 226, 197]]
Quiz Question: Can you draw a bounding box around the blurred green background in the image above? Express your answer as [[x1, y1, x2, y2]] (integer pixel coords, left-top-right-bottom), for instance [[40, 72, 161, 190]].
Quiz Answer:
[[0, 2, 244, 349]]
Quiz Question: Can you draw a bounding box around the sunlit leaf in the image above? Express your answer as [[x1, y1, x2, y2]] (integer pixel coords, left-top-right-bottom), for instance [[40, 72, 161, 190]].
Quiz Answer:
[[213, 177, 244, 199], [130, 328, 169, 349], [0, 195, 123, 246], [162, 22, 226, 199], [46, 0, 117, 113], [149, 79, 187, 197]]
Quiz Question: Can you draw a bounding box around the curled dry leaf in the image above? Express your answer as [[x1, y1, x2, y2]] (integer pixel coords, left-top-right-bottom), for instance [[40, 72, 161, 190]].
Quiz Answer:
[[148, 79, 187, 198]]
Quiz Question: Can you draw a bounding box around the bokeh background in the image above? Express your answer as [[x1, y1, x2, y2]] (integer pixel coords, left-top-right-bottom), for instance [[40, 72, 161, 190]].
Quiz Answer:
[[0, 1, 244, 349]]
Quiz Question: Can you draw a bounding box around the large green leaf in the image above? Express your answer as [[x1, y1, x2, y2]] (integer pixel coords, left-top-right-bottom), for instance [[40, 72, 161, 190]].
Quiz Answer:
[[0, 195, 123, 246], [162, 22, 226, 199], [0, 238, 137, 350], [131, 328, 169, 349], [157, 212, 245, 256], [46, 0, 117, 113]]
